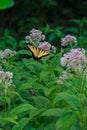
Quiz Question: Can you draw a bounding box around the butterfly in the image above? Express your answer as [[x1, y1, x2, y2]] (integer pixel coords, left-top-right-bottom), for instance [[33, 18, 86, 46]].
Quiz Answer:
[[27, 45, 49, 59]]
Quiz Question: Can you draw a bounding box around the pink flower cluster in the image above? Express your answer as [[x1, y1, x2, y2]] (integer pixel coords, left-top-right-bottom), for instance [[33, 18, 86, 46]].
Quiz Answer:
[[25, 29, 45, 44], [25, 28, 56, 53], [0, 71, 13, 86], [38, 42, 51, 52], [0, 49, 16, 60], [61, 48, 87, 71], [61, 34, 77, 46]]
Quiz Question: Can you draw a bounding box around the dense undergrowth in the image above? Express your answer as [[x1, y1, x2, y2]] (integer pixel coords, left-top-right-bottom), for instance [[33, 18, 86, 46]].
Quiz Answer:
[[0, 24, 87, 130]]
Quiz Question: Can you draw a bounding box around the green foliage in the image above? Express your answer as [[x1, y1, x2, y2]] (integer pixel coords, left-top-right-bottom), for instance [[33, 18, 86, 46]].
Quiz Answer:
[[1, 15, 87, 129], [0, 46, 87, 129]]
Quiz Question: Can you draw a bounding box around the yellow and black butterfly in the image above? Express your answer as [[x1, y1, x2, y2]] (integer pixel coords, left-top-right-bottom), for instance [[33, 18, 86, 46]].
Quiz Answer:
[[27, 45, 49, 59]]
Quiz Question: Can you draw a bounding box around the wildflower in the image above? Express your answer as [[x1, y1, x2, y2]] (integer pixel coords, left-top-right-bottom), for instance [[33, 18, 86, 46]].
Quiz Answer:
[[61, 48, 87, 71], [51, 45, 56, 53], [61, 34, 77, 46], [0, 71, 13, 95], [3, 49, 16, 60], [0, 49, 16, 60], [0, 50, 4, 59], [38, 41, 51, 52], [0, 71, 13, 86], [25, 36, 30, 43], [57, 71, 73, 84], [25, 29, 45, 44]]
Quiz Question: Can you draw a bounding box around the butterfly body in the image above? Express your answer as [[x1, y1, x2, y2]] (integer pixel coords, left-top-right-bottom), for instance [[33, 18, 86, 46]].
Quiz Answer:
[[27, 45, 49, 59]]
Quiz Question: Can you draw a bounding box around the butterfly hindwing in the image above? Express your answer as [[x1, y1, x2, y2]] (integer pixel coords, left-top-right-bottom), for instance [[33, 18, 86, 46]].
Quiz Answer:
[[27, 45, 49, 59], [38, 49, 48, 58]]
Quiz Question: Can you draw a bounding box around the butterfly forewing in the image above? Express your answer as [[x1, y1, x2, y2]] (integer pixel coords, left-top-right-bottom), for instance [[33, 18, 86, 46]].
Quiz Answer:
[[28, 45, 37, 57]]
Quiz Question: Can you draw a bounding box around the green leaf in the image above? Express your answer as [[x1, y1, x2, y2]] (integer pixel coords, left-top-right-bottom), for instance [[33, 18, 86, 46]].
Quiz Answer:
[[61, 112, 76, 130], [18, 78, 35, 91], [12, 118, 29, 130], [64, 27, 78, 34], [0, 116, 17, 125], [29, 109, 44, 119], [53, 92, 81, 110], [5, 117, 18, 125], [17, 50, 31, 55], [31, 96, 50, 109], [9, 104, 37, 117], [56, 119, 62, 130], [40, 108, 64, 117], [43, 87, 56, 96], [48, 33, 56, 42], [0, 0, 14, 10]]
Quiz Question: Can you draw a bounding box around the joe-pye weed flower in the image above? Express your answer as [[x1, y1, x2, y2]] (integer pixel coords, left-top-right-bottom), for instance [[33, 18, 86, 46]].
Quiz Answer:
[[61, 34, 77, 47], [0, 71, 13, 95], [25, 29, 45, 45], [61, 48, 87, 71]]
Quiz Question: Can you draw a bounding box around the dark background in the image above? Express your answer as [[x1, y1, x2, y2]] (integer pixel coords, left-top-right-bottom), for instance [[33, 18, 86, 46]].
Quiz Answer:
[[0, 0, 87, 49], [0, 0, 87, 30]]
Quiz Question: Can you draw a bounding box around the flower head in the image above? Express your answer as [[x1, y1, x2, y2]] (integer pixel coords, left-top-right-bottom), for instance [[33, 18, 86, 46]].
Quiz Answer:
[[0, 49, 16, 60], [25, 29, 45, 44], [0, 50, 4, 59], [38, 41, 51, 52], [61, 34, 77, 46], [0, 71, 13, 86], [51, 45, 56, 53], [61, 48, 87, 71], [3, 49, 16, 60]]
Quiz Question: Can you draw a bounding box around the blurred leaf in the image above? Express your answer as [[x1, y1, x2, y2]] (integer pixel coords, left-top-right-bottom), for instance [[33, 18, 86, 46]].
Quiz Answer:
[[0, 0, 14, 10], [48, 33, 56, 42], [17, 50, 31, 55], [64, 27, 78, 34]]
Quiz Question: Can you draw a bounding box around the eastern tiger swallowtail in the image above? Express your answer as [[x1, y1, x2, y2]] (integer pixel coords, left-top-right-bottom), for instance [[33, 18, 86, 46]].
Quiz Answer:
[[27, 45, 49, 59]]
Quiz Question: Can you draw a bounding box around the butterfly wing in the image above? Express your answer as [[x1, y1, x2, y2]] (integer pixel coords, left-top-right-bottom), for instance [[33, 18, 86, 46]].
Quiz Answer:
[[27, 45, 38, 58], [38, 49, 49, 58], [27, 45, 49, 59]]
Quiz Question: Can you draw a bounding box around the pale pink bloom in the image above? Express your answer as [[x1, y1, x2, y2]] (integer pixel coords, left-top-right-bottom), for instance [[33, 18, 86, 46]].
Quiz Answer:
[[3, 49, 16, 60], [51, 45, 56, 53], [0, 50, 4, 59], [61, 48, 87, 71], [0, 71, 13, 86], [61, 34, 77, 46], [25, 29, 45, 44], [38, 41, 51, 52], [0, 49, 16, 60]]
